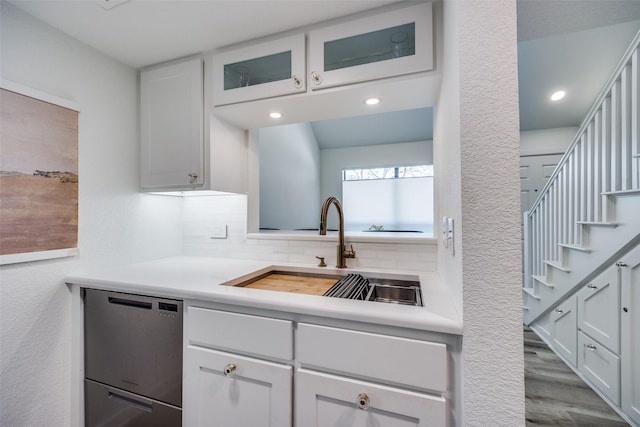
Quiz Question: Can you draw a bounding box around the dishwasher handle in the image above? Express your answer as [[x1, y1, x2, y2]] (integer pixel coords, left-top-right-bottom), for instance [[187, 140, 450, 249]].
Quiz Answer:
[[107, 294, 153, 310], [108, 391, 153, 412]]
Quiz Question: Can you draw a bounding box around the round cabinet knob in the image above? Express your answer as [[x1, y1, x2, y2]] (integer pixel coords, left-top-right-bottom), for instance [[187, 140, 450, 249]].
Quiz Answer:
[[188, 172, 199, 184], [357, 392, 370, 410], [224, 363, 237, 377], [310, 71, 322, 85], [292, 75, 303, 89]]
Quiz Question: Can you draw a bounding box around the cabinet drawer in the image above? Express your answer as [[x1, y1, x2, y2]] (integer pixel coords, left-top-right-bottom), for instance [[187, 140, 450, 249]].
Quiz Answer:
[[296, 323, 447, 392], [187, 307, 293, 359], [578, 331, 621, 405], [296, 368, 446, 427]]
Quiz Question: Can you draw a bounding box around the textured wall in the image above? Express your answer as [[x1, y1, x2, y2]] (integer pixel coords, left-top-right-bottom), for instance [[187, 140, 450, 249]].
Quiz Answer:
[[0, 4, 182, 426], [458, 0, 525, 425]]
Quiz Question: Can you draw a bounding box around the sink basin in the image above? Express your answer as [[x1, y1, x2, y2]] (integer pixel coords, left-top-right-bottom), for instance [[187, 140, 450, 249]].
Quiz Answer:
[[367, 280, 422, 306], [226, 269, 422, 307]]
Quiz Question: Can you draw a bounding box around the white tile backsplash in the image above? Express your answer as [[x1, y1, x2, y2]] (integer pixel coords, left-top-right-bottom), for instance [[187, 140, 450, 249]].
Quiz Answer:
[[183, 195, 437, 272]]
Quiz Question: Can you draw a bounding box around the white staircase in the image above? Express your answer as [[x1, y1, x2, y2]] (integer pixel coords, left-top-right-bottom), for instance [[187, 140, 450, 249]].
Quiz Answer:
[[523, 30, 640, 325]]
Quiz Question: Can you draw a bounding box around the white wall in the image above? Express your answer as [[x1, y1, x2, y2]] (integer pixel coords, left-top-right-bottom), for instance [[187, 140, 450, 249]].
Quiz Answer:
[[436, 0, 524, 425], [0, 4, 182, 426], [520, 126, 577, 156], [258, 123, 321, 230]]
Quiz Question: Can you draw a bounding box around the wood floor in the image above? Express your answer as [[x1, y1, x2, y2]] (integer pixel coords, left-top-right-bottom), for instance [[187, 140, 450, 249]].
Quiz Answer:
[[524, 327, 630, 426]]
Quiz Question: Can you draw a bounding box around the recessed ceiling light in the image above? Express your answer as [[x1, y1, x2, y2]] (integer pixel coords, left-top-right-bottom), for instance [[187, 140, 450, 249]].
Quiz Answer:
[[364, 97, 380, 105], [550, 90, 566, 101], [268, 112, 283, 119]]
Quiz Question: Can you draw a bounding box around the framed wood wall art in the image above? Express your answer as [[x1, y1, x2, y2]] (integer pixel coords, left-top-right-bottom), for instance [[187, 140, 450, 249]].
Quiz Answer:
[[0, 80, 79, 265]]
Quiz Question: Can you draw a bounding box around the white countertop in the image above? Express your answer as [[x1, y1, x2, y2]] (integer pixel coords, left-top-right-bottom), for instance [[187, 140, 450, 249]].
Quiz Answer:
[[65, 256, 462, 335]]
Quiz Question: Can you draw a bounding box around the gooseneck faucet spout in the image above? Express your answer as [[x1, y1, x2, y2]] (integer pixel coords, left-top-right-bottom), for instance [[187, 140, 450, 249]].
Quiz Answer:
[[319, 196, 356, 268]]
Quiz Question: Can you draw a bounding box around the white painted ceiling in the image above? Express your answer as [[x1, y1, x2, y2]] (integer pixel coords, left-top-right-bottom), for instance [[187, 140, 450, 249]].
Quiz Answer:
[[7, 0, 640, 140]]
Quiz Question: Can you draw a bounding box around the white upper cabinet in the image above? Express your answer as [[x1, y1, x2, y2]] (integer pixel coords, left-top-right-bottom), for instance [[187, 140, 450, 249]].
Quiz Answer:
[[213, 34, 306, 106], [140, 55, 247, 194], [308, 2, 433, 90], [140, 58, 204, 190]]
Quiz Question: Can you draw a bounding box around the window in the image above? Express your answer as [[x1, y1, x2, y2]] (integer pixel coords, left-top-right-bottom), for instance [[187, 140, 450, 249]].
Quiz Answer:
[[342, 165, 434, 235]]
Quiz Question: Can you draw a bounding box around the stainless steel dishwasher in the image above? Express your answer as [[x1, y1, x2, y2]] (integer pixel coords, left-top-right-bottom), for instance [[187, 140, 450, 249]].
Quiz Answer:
[[84, 288, 183, 426]]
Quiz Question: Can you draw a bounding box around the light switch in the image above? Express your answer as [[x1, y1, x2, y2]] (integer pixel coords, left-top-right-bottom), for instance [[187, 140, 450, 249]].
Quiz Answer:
[[442, 217, 448, 248]]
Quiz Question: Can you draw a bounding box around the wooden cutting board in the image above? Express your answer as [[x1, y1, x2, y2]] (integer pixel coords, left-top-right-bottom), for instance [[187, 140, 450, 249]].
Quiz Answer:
[[240, 273, 338, 296]]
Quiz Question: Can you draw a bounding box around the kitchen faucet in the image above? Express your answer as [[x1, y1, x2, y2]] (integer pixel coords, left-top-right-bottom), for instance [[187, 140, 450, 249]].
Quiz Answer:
[[319, 196, 356, 268]]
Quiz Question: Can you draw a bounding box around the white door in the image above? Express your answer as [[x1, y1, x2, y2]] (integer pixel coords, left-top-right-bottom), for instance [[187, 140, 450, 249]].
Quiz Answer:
[[621, 244, 640, 425], [520, 154, 563, 212], [296, 369, 447, 427], [184, 347, 292, 427], [550, 296, 577, 366], [520, 154, 563, 281], [577, 265, 621, 353]]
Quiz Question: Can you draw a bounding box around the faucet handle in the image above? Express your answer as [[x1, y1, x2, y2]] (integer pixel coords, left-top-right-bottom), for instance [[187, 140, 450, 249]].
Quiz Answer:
[[316, 256, 327, 267], [344, 245, 356, 258]]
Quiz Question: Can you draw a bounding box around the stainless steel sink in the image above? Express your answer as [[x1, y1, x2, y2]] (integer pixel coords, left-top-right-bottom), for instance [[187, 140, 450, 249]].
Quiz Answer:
[[323, 274, 423, 307]]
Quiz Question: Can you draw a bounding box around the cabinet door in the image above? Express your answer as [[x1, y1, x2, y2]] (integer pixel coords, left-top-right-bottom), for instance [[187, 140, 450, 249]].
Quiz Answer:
[[140, 58, 204, 190], [308, 2, 433, 90], [578, 331, 621, 405], [550, 296, 577, 366], [296, 369, 446, 427], [213, 34, 305, 106], [577, 266, 620, 353], [184, 347, 292, 427], [621, 244, 640, 425]]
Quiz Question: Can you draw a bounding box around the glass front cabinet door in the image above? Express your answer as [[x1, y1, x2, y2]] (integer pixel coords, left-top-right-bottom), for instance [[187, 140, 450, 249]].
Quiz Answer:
[[308, 2, 433, 90], [213, 34, 306, 106]]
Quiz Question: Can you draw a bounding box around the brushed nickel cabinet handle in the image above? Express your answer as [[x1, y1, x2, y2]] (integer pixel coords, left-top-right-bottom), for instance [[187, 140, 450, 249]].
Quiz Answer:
[[587, 284, 598, 289], [188, 172, 199, 184], [292, 75, 303, 89], [586, 344, 597, 350], [555, 309, 564, 313], [224, 363, 237, 377]]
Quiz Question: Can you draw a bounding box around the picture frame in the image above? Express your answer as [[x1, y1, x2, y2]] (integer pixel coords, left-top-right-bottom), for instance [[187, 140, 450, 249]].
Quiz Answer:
[[0, 80, 80, 265]]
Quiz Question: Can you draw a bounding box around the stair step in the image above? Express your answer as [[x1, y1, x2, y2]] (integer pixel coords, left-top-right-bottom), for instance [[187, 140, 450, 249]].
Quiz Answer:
[[558, 243, 591, 253], [523, 287, 540, 300], [602, 188, 640, 196], [532, 275, 555, 288], [576, 221, 619, 227], [544, 260, 570, 272]]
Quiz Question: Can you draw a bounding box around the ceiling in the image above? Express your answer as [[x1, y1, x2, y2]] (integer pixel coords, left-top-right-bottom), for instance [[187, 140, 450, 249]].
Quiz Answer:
[[6, 0, 640, 140]]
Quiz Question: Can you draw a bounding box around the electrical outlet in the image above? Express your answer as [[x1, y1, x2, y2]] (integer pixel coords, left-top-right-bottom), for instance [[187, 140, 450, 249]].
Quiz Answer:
[[209, 225, 228, 239]]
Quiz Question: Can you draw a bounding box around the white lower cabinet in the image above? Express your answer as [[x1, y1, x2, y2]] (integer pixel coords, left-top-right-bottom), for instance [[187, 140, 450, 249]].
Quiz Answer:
[[296, 369, 446, 427], [550, 296, 577, 366], [621, 245, 640, 425], [184, 305, 451, 426], [578, 265, 620, 353], [184, 346, 292, 427], [578, 331, 621, 405]]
